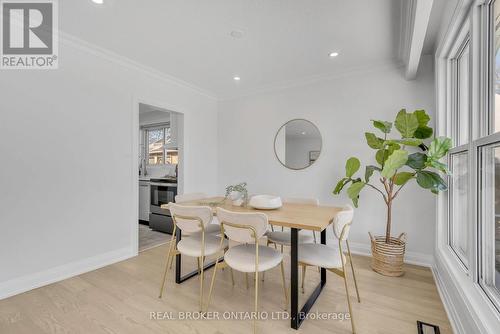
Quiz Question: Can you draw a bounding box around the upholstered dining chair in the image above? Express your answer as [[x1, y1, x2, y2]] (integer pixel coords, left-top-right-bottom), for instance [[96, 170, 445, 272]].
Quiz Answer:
[[174, 193, 221, 237], [207, 208, 288, 334], [298, 204, 360, 333], [158, 204, 228, 312], [266, 197, 318, 252]]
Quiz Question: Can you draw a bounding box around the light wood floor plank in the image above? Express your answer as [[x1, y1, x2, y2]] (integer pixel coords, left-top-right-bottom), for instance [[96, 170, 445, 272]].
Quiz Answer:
[[0, 243, 452, 334]]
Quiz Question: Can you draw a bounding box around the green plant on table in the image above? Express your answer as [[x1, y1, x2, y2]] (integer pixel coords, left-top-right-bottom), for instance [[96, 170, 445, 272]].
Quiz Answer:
[[225, 182, 249, 206], [333, 109, 452, 243]]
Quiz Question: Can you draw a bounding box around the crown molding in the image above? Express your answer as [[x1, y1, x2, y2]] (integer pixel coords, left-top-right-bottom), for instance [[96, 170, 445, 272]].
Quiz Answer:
[[58, 32, 404, 103], [58, 31, 218, 101], [219, 59, 405, 101]]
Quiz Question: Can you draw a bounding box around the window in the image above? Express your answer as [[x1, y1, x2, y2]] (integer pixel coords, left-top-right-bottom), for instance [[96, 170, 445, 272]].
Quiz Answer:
[[447, 25, 471, 268], [143, 126, 177, 165], [493, 1, 500, 133], [449, 151, 469, 267], [477, 0, 500, 309]]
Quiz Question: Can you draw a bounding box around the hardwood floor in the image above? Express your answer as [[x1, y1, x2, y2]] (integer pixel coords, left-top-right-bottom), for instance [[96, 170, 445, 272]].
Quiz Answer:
[[138, 224, 170, 252], [0, 243, 452, 334]]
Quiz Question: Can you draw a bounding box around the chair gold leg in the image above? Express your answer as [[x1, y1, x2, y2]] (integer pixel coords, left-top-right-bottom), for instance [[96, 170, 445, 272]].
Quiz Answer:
[[280, 244, 283, 253], [346, 241, 361, 302], [341, 256, 356, 333], [168, 248, 175, 269], [230, 268, 235, 286], [159, 230, 176, 298], [199, 256, 205, 312], [312, 230, 317, 243], [206, 259, 221, 311], [301, 264, 306, 294], [254, 270, 259, 334], [280, 262, 288, 311]]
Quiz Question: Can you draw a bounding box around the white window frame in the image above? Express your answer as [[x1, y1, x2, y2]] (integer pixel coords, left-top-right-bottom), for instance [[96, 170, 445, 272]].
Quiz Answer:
[[142, 122, 171, 166], [447, 19, 473, 271]]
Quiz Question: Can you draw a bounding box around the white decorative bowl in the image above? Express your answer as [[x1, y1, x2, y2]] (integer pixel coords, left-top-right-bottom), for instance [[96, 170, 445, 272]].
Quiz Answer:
[[249, 195, 282, 210]]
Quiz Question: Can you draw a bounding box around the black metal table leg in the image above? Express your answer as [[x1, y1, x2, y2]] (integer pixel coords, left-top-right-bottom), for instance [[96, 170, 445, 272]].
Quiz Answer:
[[290, 228, 327, 330], [290, 228, 299, 329], [174, 228, 220, 284]]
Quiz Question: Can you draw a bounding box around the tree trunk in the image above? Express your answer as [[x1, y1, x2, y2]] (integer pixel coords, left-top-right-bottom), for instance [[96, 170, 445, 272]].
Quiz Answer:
[[385, 200, 392, 244]]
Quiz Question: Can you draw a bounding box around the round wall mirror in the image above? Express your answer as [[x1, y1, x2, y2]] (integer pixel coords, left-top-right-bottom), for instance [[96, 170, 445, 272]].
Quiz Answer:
[[274, 119, 322, 170]]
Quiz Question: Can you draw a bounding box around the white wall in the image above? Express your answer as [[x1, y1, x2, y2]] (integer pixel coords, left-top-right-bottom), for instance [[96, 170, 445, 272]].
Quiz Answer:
[[218, 56, 436, 263], [0, 37, 218, 299]]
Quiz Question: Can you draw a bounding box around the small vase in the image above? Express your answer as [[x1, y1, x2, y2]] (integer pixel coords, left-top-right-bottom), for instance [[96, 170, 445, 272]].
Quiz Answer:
[[232, 198, 244, 206]]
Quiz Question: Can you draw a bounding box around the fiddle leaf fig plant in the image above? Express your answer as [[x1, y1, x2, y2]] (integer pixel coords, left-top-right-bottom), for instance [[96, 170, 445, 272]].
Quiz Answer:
[[333, 109, 452, 243]]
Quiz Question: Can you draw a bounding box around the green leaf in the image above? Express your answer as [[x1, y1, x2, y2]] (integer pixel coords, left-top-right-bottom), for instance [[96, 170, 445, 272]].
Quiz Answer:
[[395, 109, 419, 138], [385, 138, 423, 147], [333, 178, 350, 194], [381, 150, 409, 178], [347, 181, 365, 207], [429, 137, 453, 159], [394, 172, 414, 185], [372, 120, 392, 134], [375, 143, 401, 166], [416, 171, 448, 192], [426, 159, 451, 175], [345, 157, 361, 178], [365, 165, 381, 182], [414, 110, 431, 126], [365, 132, 384, 149], [406, 152, 427, 170], [414, 126, 433, 139]]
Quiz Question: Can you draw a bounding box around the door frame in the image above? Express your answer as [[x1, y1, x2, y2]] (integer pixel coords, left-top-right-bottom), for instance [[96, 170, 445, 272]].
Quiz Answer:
[[131, 96, 184, 255]]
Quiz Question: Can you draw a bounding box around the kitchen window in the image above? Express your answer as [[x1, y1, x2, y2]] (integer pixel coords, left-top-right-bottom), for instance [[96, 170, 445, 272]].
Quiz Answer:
[[142, 124, 177, 165]]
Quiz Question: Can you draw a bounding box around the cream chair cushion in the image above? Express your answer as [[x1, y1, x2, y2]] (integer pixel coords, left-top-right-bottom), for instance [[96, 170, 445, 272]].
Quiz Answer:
[[216, 208, 268, 243], [298, 243, 346, 269], [225, 244, 283, 273], [169, 204, 212, 234], [267, 230, 314, 245], [177, 235, 228, 258], [188, 223, 221, 237], [332, 205, 354, 240]]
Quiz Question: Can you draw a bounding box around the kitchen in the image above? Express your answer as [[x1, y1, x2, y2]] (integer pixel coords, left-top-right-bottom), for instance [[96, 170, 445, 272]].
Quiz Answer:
[[138, 103, 182, 251]]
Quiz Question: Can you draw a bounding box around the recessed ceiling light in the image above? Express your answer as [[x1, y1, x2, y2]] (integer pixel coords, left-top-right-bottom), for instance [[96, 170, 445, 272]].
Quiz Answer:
[[301, 131, 307, 135], [230, 30, 244, 39], [233, 76, 241, 81], [92, 0, 104, 4], [329, 52, 339, 58]]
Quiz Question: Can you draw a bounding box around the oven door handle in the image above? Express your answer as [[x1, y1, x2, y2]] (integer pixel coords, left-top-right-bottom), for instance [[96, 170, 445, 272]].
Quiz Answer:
[[149, 183, 177, 187]]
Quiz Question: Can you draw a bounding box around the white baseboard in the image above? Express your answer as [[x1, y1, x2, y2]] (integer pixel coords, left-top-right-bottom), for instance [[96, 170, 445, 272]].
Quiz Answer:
[[0, 247, 135, 300], [348, 241, 434, 267], [431, 262, 464, 334]]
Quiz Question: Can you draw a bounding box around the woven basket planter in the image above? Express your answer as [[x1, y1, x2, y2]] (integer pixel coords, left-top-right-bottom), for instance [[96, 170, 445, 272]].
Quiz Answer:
[[369, 232, 407, 277]]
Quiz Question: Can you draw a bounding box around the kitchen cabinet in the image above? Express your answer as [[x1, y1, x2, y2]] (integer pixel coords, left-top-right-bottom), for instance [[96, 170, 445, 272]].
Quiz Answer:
[[139, 181, 150, 222]]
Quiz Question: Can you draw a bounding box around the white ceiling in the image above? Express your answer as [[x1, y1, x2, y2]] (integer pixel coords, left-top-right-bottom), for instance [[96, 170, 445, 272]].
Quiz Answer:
[[60, 0, 440, 100]]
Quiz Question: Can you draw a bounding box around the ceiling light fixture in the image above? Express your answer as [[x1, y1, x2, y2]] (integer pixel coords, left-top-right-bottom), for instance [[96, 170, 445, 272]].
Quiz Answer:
[[233, 76, 241, 81], [329, 52, 339, 58], [301, 131, 306, 135], [92, 0, 104, 4], [230, 30, 244, 39]]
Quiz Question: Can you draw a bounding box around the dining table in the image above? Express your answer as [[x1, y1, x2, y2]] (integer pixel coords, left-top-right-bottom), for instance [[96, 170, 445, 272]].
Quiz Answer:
[[161, 197, 341, 330]]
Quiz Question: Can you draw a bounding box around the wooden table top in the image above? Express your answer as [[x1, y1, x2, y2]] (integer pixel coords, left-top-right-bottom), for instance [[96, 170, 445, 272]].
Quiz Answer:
[[162, 197, 342, 231]]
